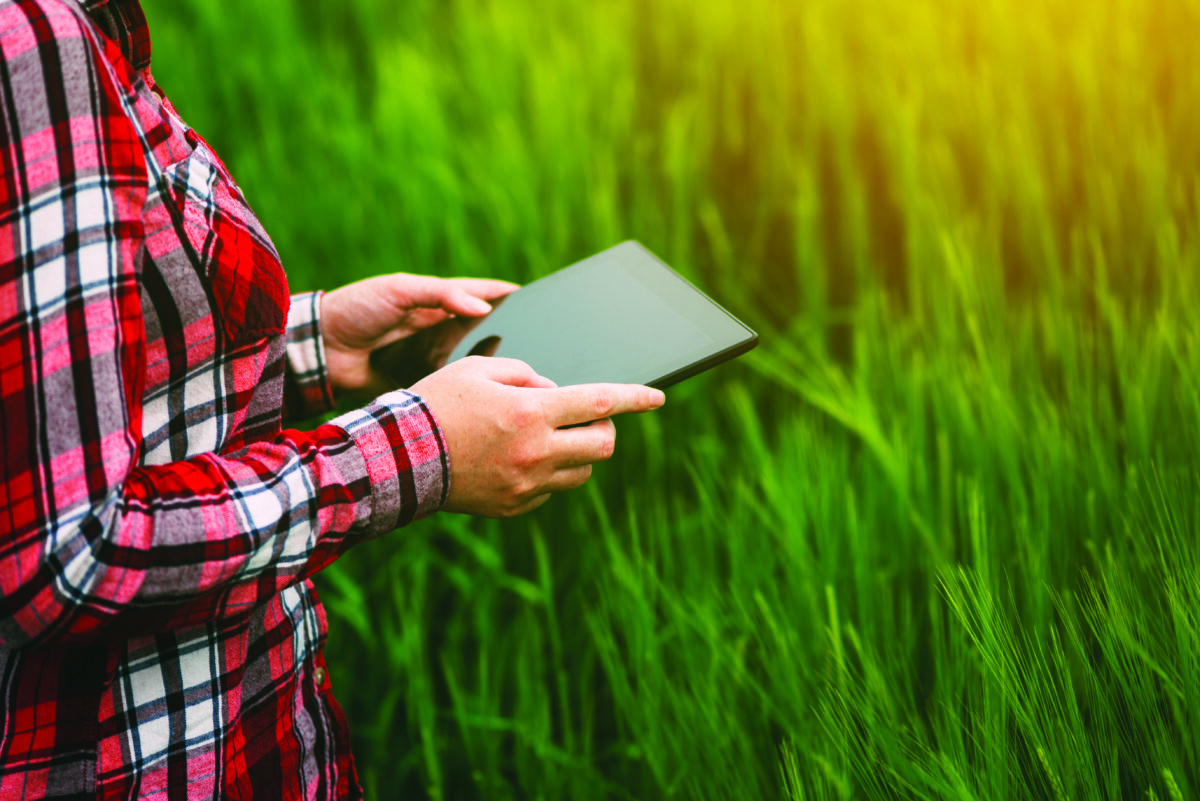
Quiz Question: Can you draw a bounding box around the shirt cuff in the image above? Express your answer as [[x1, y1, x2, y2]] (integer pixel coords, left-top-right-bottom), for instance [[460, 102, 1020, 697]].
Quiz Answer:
[[284, 291, 336, 417], [329, 390, 450, 534]]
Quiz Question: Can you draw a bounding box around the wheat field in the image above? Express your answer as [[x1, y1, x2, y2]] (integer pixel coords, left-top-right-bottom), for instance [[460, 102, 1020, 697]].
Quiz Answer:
[[143, 0, 1200, 797]]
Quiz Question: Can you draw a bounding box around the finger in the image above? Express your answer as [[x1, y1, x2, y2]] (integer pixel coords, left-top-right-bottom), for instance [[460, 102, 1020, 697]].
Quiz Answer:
[[441, 287, 495, 317], [505, 493, 551, 518], [402, 308, 453, 330], [543, 465, 593, 493], [368, 309, 452, 349], [386, 275, 494, 316], [544, 384, 665, 426], [355, 306, 453, 350], [550, 418, 616, 466], [442, 278, 520, 317], [494, 489, 549, 520], [444, 277, 521, 301]]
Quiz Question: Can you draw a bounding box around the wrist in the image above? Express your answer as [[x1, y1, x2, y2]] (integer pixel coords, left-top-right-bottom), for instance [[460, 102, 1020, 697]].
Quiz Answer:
[[329, 390, 451, 531], [283, 291, 336, 416]]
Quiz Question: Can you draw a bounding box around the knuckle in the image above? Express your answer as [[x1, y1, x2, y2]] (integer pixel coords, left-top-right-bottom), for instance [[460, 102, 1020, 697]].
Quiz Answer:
[[511, 442, 541, 469], [575, 465, 593, 486], [597, 434, 616, 461], [510, 476, 537, 501], [593, 391, 615, 417], [504, 399, 540, 431]]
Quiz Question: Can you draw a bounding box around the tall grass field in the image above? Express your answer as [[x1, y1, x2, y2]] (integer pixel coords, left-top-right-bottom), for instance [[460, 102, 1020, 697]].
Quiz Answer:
[[142, 0, 1200, 797]]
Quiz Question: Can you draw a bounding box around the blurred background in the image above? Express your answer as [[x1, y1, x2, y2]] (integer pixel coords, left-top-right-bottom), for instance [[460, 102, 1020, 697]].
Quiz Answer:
[[142, 0, 1200, 798]]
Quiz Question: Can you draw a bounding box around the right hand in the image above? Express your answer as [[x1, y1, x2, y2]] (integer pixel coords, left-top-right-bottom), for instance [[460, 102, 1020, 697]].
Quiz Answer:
[[410, 356, 666, 518]]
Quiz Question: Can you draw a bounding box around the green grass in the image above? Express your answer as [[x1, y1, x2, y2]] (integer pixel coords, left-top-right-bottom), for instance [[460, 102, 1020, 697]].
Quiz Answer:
[[143, 0, 1200, 797]]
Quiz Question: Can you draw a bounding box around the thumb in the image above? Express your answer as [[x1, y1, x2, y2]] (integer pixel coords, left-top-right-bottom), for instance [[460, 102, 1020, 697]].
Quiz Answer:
[[442, 288, 493, 317]]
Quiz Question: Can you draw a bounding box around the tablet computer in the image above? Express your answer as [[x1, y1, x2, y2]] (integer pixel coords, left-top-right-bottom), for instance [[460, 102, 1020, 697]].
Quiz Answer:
[[373, 241, 758, 389]]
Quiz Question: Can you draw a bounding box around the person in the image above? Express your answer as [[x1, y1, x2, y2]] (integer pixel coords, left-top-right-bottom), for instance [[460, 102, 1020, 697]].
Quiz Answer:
[[0, 0, 664, 797]]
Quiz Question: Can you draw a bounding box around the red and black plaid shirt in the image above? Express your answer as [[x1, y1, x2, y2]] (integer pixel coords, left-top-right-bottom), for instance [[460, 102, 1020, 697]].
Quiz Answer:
[[0, 0, 450, 797]]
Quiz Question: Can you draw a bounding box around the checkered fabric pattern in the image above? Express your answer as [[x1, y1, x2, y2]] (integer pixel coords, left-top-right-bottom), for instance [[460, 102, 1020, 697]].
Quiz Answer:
[[0, 0, 450, 797]]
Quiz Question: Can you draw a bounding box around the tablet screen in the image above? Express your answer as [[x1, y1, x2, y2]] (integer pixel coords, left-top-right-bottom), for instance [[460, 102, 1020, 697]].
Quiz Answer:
[[440, 242, 756, 388]]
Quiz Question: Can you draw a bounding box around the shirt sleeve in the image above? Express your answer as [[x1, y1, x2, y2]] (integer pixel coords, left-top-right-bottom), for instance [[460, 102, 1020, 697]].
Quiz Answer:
[[282, 290, 337, 419], [0, 2, 448, 649]]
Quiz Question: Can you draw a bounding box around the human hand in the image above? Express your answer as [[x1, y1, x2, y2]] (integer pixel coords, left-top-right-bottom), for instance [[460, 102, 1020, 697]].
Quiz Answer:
[[410, 356, 666, 518], [321, 273, 518, 398]]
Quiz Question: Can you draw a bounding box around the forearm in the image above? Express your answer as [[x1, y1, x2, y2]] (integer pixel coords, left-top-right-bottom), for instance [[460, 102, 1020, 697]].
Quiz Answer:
[[0, 391, 447, 648]]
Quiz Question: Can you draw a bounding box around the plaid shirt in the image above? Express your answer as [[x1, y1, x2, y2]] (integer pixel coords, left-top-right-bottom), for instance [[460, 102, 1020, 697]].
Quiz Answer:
[[0, 0, 450, 797]]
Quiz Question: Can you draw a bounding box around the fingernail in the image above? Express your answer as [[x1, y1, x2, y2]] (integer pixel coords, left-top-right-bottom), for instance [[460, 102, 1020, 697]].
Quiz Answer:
[[650, 389, 666, 408], [467, 297, 492, 314]]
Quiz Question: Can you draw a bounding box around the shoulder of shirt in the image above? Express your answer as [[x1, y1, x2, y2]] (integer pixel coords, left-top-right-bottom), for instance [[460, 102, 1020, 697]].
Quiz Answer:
[[0, 0, 118, 105], [0, 0, 104, 51]]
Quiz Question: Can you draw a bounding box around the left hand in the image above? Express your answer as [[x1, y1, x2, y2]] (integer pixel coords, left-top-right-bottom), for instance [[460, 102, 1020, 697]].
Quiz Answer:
[[321, 273, 518, 398]]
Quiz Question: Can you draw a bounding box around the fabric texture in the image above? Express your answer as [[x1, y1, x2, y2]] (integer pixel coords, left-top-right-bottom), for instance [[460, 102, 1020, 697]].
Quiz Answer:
[[0, 0, 450, 797]]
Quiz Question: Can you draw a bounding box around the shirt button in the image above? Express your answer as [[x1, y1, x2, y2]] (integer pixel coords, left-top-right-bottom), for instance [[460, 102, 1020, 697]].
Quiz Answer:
[[313, 667, 327, 686]]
